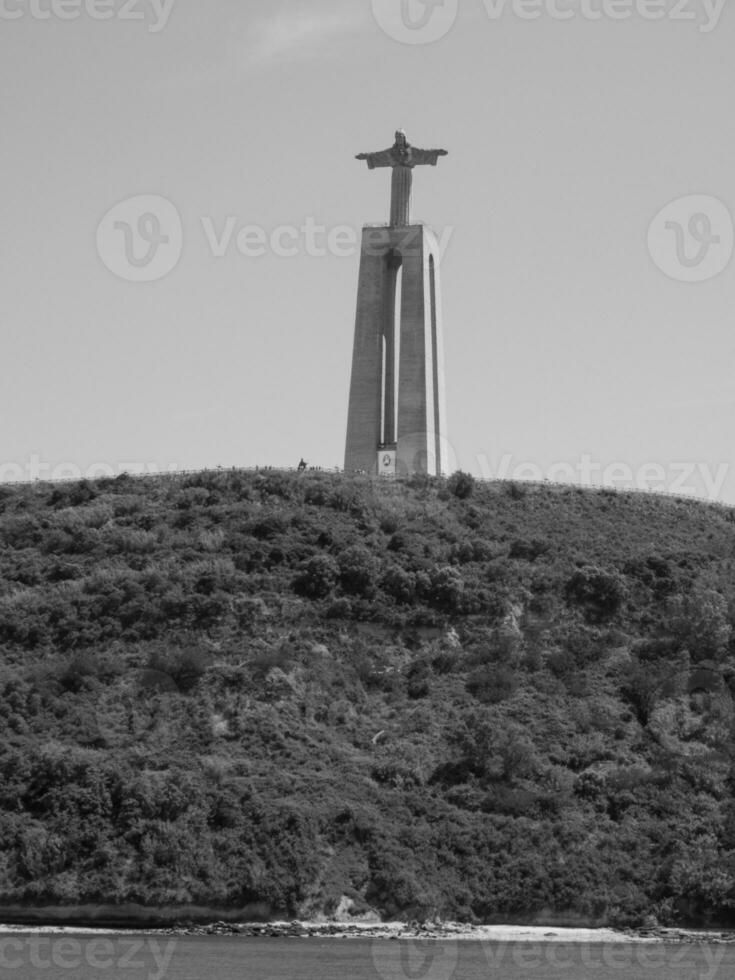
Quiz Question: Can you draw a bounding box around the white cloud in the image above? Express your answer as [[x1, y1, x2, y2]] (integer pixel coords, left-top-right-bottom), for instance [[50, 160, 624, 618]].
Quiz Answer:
[[248, 6, 365, 66], [160, 4, 366, 90]]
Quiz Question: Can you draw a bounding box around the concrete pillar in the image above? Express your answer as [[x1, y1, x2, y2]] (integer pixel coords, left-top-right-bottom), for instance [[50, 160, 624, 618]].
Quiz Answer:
[[344, 224, 446, 476], [390, 166, 412, 227]]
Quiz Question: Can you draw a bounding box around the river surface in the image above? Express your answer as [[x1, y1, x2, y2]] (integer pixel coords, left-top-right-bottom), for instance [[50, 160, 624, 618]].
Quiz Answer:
[[1, 933, 731, 979]]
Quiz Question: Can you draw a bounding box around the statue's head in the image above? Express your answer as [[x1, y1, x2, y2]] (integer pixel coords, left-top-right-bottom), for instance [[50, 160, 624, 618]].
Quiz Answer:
[[394, 129, 407, 146]]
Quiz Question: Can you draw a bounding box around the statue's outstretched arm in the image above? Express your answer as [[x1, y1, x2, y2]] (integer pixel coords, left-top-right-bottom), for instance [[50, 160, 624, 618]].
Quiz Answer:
[[355, 149, 396, 170], [410, 148, 449, 166]]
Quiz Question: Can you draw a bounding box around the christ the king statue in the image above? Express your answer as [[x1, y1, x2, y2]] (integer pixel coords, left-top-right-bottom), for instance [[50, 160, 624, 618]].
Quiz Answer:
[[356, 130, 448, 227]]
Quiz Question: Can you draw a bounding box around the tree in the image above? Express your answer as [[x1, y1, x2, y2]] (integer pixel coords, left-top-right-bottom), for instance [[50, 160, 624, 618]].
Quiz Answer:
[[668, 587, 731, 662], [447, 471, 475, 500], [565, 566, 625, 623], [338, 546, 379, 597], [293, 555, 339, 599], [619, 649, 689, 726], [452, 712, 538, 784], [380, 565, 416, 604], [426, 566, 465, 613]]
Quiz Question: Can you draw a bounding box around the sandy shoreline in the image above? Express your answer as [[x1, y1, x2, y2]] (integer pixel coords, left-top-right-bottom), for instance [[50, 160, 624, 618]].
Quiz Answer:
[[0, 921, 733, 943]]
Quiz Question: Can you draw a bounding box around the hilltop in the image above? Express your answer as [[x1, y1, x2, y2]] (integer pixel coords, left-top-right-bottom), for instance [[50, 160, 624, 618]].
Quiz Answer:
[[1, 469, 735, 927]]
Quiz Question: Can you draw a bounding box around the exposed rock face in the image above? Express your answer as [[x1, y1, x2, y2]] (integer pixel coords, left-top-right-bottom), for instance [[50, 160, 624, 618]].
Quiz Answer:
[[331, 895, 382, 924]]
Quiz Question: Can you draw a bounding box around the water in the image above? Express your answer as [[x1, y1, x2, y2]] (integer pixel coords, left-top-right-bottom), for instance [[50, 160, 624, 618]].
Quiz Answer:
[[1, 933, 731, 980]]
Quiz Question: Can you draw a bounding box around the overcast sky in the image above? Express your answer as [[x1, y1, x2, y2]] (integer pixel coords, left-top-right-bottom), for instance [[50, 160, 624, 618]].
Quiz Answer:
[[2, 0, 734, 502]]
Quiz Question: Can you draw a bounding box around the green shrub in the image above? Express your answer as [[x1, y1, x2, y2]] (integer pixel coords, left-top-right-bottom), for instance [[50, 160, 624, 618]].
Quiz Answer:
[[338, 546, 379, 597], [426, 565, 465, 614], [293, 555, 339, 599], [0, 469, 734, 923], [380, 565, 416, 604], [619, 651, 689, 725], [565, 566, 625, 622], [406, 661, 431, 699], [509, 538, 549, 561], [147, 644, 212, 693], [447, 471, 475, 500], [667, 587, 731, 662], [466, 665, 518, 704], [57, 651, 102, 693]]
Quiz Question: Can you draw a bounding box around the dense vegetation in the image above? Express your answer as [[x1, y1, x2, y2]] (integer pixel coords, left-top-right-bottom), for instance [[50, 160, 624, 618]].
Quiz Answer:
[[1, 469, 735, 926]]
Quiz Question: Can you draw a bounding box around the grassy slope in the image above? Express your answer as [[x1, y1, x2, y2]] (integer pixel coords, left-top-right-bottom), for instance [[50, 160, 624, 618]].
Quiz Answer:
[[1, 469, 735, 926]]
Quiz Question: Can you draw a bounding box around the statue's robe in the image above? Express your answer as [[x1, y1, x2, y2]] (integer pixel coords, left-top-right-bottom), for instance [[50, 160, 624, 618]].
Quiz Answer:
[[356, 142, 448, 226]]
